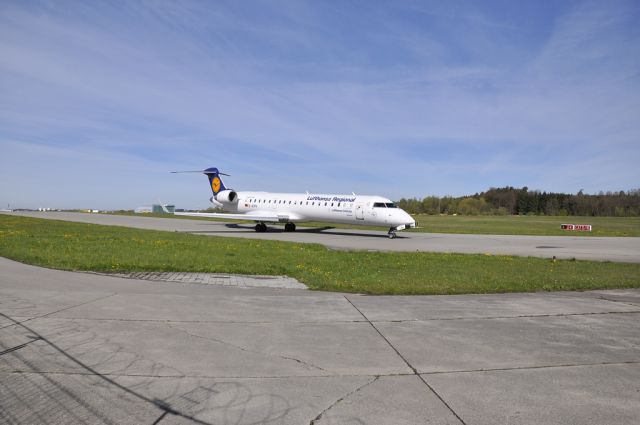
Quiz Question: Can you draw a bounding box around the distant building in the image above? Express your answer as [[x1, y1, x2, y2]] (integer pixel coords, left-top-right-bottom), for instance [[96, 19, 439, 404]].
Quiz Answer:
[[135, 204, 175, 214]]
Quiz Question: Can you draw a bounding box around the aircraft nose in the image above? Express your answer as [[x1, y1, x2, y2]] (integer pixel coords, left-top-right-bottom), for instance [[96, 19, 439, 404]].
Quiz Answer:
[[398, 210, 416, 227], [404, 211, 417, 227]]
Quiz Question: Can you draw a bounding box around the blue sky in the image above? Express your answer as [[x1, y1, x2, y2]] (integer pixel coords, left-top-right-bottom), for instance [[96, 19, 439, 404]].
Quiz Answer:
[[1, 0, 639, 209]]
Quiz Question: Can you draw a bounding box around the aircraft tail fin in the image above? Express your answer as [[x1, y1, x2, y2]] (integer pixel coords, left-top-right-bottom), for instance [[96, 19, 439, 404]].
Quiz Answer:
[[203, 167, 228, 196]]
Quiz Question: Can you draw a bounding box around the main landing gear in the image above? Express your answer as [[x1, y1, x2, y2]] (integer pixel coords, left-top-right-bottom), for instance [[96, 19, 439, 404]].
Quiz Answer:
[[388, 228, 397, 239], [254, 223, 296, 232]]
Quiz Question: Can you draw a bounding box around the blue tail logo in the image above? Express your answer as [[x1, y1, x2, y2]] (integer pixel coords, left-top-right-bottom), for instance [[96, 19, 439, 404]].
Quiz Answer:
[[203, 167, 227, 196]]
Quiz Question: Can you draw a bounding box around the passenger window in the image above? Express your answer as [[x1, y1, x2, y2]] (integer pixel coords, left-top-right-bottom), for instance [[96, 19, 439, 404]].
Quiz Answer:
[[338, 202, 340, 207]]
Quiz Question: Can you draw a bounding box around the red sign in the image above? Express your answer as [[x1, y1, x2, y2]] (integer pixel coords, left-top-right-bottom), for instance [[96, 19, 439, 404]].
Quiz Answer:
[[560, 224, 592, 231]]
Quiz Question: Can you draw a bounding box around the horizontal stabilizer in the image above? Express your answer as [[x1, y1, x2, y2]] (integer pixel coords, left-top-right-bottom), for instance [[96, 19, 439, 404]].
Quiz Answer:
[[171, 170, 230, 176]]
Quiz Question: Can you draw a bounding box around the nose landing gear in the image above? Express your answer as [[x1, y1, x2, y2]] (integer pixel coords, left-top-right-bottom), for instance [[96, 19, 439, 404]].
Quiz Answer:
[[387, 228, 397, 239]]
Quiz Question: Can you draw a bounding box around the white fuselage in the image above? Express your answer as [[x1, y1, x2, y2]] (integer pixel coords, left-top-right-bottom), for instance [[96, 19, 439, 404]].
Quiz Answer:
[[222, 191, 416, 229]]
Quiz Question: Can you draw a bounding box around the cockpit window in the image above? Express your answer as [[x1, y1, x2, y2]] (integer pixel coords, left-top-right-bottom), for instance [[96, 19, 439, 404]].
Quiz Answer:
[[373, 202, 386, 208], [385, 203, 397, 208]]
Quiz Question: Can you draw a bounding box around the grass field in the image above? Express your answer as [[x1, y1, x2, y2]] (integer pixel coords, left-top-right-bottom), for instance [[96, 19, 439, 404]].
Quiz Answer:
[[408, 215, 640, 237], [1, 215, 638, 295], [110, 211, 640, 237]]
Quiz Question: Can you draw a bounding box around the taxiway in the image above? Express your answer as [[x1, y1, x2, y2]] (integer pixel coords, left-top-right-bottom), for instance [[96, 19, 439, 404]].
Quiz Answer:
[[4, 211, 640, 262]]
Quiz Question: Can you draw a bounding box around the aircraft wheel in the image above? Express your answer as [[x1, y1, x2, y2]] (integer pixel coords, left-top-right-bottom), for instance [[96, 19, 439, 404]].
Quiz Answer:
[[255, 223, 267, 232], [388, 231, 397, 239], [284, 223, 296, 232]]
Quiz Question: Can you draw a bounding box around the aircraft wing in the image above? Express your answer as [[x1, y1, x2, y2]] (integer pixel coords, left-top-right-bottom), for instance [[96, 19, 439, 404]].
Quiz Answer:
[[174, 211, 290, 222]]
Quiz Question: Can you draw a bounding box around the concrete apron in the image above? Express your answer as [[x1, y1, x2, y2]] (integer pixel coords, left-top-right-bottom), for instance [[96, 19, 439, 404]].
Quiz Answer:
[[1, 257, 639, 425]]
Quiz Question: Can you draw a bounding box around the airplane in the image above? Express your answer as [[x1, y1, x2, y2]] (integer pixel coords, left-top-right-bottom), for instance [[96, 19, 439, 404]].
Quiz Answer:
[[172, 167, 417, 238]]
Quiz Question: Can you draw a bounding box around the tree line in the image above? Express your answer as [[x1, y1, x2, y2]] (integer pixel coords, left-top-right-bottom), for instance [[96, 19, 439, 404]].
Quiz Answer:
[[397, 187, 640, 216]]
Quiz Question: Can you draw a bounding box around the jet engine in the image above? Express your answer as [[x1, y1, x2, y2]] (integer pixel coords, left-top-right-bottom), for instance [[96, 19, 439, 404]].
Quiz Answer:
[[215, 190, 238, 203]]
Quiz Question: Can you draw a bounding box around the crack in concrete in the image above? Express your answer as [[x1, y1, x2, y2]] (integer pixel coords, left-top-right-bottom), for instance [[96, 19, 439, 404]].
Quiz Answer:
[[1, 370, 387, 379], [0, 336, 42, 356], [309, 375, 379, 425], [167, 323, 326, 372], [0, 293, 118, 330], [22, 317, 366, 325], [595, 296, 640, 309], [6, 360, 639, 380], [368, 310, 640, 323], [344, 296, 467, 425], [6, 307, 638, 329], [5, 308, 637, 334], [421, 360, 640, 376], [0, 318, 33, 331], [279, 355, 326, 372], [151, 410, 169, 425]]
